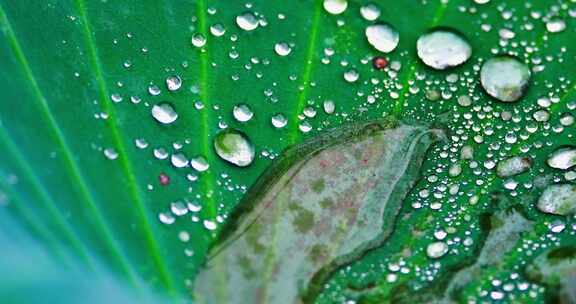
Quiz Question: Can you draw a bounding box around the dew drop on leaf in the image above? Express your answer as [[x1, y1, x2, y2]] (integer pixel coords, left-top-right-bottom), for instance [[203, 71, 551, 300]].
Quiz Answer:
[[170, 153, 189, 168], [480, 56, 531, 102], [323, 0, 348, 15], [537, 184, 576, 216], [271, 113, 288, 128], [274, 42, 292, 56], [213, 129, 255, 167], [236, 12, 259, 31], [365, 23, 399, 53], [151, 102, 178, 124], [547, 147, 576, 170], [360, 3, 380, 21], [426, 241, 448, 259], [546, 19, 566, 33], [416, 29, 472, 70], [191, 32, 207, 48], [343, 69, 359, 82], [165, 75, 182, 91], [232, 103, 254, 122], [209, 23, 226, 37], [191, 156, 210, 172]]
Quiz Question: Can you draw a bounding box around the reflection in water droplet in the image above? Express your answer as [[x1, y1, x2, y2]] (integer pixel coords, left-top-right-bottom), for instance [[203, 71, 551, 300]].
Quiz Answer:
[[166, 76, 182, 91], [274, 42, 292, 56], [365, 23, 399, 53], [417, 29, 472, 70], [480, 56, 531, 102], [323, 0, 348, 15], [214, 129, 255, 167], [152, 102, 178, 124], [233, 103, 254, 122], [191, 33, 207, 48], [236, 12, 259, 31], [271, 114, 287, 128], [360, 3, 380, 21]]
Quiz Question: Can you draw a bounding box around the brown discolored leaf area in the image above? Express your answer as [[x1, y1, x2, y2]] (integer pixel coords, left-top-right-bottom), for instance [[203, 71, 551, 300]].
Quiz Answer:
[[194, 120, 444, 304]]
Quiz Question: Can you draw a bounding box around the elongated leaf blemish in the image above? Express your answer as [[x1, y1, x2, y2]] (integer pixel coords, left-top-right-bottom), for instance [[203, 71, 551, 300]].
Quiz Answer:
[[194, 120, 445, 304]]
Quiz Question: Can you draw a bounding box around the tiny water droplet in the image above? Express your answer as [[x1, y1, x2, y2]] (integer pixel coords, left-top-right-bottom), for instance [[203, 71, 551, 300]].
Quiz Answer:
[[171, 153, 189, 168], [323, 0, 348, 15], [233, 103, 254, 122], [213, 129, 255, 167], [148, 84, 161, 96], [365, 23, 399, 53], [152, 102, 178, 124], [480, 56, 531, 102], [274, 42, 292, 56], [236, 12, 259, 31], [416, 29, 472, 70]]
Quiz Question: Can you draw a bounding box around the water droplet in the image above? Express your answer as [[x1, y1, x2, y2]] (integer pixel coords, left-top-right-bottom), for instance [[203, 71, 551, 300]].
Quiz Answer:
[[344, 69, 359, 82], [213, 129, 255, 167], [191, 33, 207, 47], [210, 23, 226, 37], [171, 201, 189, 216], [496, 156, 532, 177], [166, 75, 182, 91], [480, 56, 531, 102], [360, 3, 380, 21], [191, 156, 210, 172], [171, 153, 189, 168], [427, 241, 448, 259], [365, 23, 399, 53], [203, 219, 217, 230], [274, 42, 292, 56], [416, 29, 472, 70], [537, 184, 576, 216], [323, 100, 335, 114], [323, 0, 348, 15], [159, 212, 175, 225], [546, 19, 566, 33], [103, 148, 118, 160], [148, 84, 161, 96], [547, 147, 576, 170], [271, 114, 287, 128], [236, 12, 259, 31], [151, 102, 178, 124], [233, 103, 254, 122]]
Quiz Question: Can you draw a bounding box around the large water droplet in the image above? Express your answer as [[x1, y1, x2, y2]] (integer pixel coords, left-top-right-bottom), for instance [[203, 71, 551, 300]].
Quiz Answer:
[[233, 103, 254, 122], [343, 69, 359, 82], [496, 156, 532, 177], [480, 56, 531, 102], [210, 23, 226, 37], [417, 29, 472, 70], [323, 0, 348, 15], [547, 147, 576, 170], [151, 102, 178, 124], [213, 129, 255, 167], [236, 12, 259, 31], [191, 156, 209, 172], [365, 23, 399, 53], [426, 241, 448, 259], [546, 19, 566, 33], [537, 184, 576, 216]]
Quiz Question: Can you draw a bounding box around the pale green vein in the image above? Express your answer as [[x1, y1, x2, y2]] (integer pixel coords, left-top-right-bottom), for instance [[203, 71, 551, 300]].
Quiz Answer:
[[196, 0, 218, 223], [73, 0, 176, 295], [392, 2, 448, 116], [290, 0, 323, 144], [0, 124, 96, 269], [0, 4, 140, 287]]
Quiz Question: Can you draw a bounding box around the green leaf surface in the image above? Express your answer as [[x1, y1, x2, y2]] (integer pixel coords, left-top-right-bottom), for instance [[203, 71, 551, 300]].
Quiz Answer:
[[0, 0, 575, 302]]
